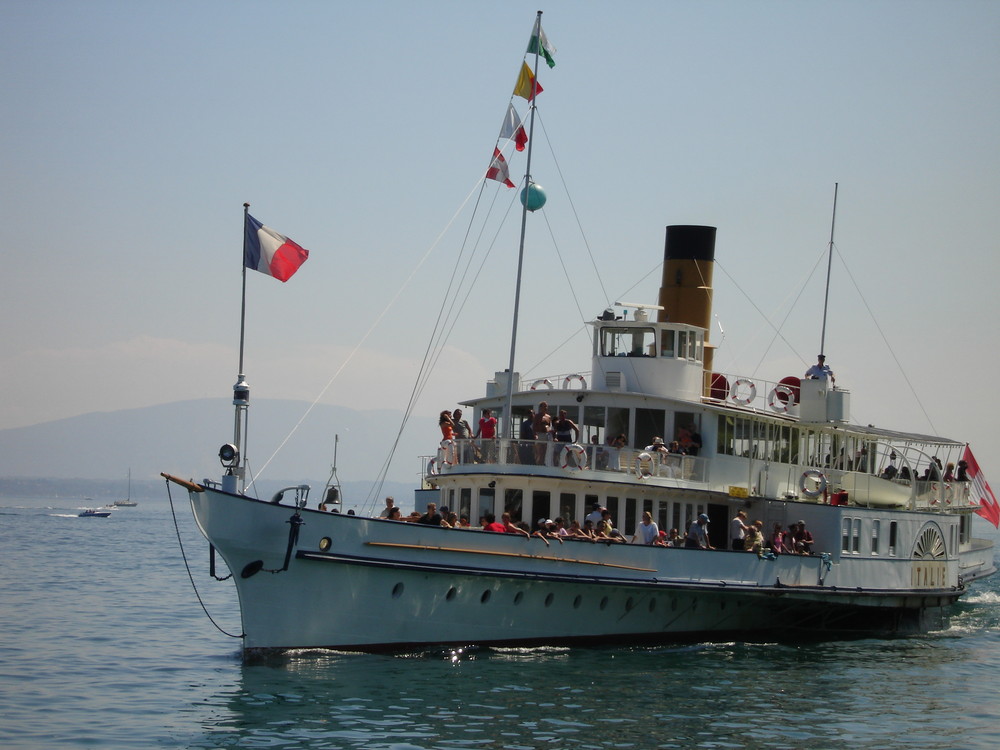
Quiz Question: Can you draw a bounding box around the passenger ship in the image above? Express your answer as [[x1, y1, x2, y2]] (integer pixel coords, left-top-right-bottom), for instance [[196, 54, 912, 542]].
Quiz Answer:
[[164, 222, 996, 656], [163, 16, 995, 656]]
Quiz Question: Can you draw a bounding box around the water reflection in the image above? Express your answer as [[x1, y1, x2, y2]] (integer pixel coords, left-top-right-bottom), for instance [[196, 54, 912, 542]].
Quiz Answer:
[[191, 628, 1000, 750]]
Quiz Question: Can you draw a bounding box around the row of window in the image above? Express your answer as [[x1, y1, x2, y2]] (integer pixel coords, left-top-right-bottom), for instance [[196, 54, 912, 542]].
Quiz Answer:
[[442, 486, 705, 536]]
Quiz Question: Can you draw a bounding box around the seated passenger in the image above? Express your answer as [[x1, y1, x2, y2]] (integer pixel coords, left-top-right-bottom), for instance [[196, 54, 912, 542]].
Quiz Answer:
[[502, 512, 530, 537], [792, 520, 814, 554], [880, 463, 898, 481], [483, 513, 506, 533], [665, 528, 683, 547]]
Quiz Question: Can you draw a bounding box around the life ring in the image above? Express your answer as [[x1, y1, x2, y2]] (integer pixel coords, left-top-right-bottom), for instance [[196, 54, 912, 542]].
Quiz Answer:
[[530, 378, 554, 390], [560, 443, 588, 470], [439, 439, 457, 466], [799, 469, 827, 498], [635, 451, 653, 478], [562, 374, 588, 390], [730, 379, 757, 406], [427, 458, 439, 476], [768, 385, 795, 413]]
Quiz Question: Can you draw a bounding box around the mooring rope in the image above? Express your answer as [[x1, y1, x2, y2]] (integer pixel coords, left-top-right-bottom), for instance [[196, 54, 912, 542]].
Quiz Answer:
[[165, 479, 245, 639]]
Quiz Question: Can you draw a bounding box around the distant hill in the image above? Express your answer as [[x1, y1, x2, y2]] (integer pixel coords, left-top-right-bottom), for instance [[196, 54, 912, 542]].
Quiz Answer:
[[0, 399, 436, 497]]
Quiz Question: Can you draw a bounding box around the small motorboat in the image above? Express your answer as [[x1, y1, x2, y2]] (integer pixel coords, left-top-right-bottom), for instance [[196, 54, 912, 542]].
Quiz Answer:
[[78, 507, 112, 518]]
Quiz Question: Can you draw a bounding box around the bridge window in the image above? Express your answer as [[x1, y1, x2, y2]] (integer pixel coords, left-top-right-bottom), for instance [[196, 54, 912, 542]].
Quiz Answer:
[[872, 520, 880, 556], [600, 326, 656, 357]]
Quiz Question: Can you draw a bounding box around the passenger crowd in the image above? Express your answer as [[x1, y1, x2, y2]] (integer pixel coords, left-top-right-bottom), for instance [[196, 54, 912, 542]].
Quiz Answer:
[[369, 496, 817, 555]]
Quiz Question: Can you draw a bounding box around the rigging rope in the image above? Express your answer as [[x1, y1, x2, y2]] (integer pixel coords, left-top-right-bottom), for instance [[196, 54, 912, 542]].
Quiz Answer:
[[164, 478, 244, 639]]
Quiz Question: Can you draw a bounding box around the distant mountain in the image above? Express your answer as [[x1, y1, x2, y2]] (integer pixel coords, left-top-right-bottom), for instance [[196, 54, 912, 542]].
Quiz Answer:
[[0, 399, 436, 493]]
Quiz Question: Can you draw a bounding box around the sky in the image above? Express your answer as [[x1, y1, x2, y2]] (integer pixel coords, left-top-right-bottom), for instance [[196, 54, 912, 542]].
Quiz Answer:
[[2, 0, 999, 483]]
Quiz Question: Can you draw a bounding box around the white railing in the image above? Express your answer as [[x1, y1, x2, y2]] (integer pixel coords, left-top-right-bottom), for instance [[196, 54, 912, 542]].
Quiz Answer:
[[427, 438, 708, 483]]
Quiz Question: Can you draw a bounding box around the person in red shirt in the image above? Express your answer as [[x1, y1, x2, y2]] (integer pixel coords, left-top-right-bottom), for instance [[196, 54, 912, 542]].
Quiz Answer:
[[474, 408, 498, 462]]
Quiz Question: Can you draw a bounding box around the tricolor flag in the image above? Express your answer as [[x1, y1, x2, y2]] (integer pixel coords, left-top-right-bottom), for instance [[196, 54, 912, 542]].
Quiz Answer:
[[513, 62, 543, 101], [499, 104, 528, 152], [527, 21, 556, 68], [486, 147, 515, 188], [964, 446, 1000, 528], [244, 214, 309, 282]]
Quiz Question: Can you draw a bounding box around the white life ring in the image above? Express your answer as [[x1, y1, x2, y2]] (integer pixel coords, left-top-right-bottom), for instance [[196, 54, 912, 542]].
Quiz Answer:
[[799, 469, 827, 498], [530, 378, 554, 390], [439, 439, 457, 466], [635, 451, 653, 478], [427, 458, 439, 476], [730, 379, 757, 406], [768, 385, 795, 413], [560, 443, 588, 470], [563, 374, 588, 390]]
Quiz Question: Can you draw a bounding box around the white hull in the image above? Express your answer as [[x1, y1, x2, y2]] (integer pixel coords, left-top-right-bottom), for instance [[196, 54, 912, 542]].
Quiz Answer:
[[179, 481, 982, 654]]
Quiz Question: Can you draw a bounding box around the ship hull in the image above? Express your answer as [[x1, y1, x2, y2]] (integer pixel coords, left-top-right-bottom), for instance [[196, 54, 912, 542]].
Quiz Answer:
[[184, 483, 964, 655]]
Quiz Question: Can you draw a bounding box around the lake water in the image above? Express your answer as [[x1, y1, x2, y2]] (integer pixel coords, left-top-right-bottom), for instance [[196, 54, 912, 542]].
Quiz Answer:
[[2, 493, 999, 749]]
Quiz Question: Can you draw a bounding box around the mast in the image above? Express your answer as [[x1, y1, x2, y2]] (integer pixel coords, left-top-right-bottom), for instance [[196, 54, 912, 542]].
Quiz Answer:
[[819, 183, 838, 356], [501, 10, 544, 439]]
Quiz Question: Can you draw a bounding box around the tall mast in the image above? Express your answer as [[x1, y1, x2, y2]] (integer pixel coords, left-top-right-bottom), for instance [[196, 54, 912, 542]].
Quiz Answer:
[[501, 10, 544, 439], [819, 182, 838, 356]]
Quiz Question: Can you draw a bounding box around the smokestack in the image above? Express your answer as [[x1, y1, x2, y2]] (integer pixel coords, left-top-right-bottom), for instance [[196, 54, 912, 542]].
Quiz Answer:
[[657, 225, 717, 377]]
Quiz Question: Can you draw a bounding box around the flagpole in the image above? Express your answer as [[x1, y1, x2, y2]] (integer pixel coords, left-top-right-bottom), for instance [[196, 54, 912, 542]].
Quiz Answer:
[[501, 11, 544, 440], [226, 204, 252, 493]]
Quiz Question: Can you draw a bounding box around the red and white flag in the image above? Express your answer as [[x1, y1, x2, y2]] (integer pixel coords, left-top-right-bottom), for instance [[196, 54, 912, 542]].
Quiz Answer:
[[964, 446, 1000, 527], [499, 104, 528, 152], [486, 147, 515, 188]]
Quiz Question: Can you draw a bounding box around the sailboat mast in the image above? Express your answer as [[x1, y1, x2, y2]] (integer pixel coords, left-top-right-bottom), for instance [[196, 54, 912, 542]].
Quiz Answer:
[[501, 10, 544, 440], [819, 182, 838, 356]]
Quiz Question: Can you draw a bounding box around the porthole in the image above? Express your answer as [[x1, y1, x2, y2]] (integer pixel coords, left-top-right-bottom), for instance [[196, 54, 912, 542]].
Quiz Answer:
[[720, 600, 726, 611], [446, 587, 457, 601], [318, 537, 332, 552], [573, 595, 582, 609], [648, 599, 656, 613], [481, 589, 492, 604], [544, 593, 554, 607], [625, 597, 635, 611], [514, 591, 524, 605], [391, 582, 404, 599], [599, 596, 609, 610], [671, 598, 678, 612]]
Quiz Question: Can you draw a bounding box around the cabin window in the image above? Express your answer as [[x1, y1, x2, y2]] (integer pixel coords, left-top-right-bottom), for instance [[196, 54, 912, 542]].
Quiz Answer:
[[657, 502, 668, 531], [636, 408, 666, 451], [660, 330, 675, 358], [583, 406, 606, 444], [601, 326, 655, 357], [889, 521, 898, 557], [459, 488, 471, 522], [607, 496, 619, 527], [672, 504, 682, 534], [478, 487, 495, 520], [560, 493, 576, 524], [852, 519, 862, 553], [625, 498, 638, 535], [504, 488, 524, 523], [677, 330, 701, 361], [529, 491, 551, 530], [607, 408, 631, 447], [685, 503, 694, 530], [841, 518, 852, 553], [871, 520, 880, 556]]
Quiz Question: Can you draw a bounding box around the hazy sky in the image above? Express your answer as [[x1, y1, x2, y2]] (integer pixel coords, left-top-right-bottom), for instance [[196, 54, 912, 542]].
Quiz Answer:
[[2, 1, 999, 480]]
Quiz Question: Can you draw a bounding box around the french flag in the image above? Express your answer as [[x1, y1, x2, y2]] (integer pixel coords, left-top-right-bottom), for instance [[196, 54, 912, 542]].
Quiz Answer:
[[244, 213, 309, 282]]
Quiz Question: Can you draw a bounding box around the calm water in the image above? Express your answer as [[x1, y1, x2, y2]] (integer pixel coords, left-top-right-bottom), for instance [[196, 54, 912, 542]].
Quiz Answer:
[[2, 493, 999, 749]]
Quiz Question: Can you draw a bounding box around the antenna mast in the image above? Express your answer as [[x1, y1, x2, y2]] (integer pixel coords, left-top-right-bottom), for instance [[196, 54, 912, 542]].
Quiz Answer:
[[819, 183, 838, 356]]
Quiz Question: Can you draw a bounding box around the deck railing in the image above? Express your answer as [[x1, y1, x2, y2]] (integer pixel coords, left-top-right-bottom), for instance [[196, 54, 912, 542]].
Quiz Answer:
[[429, 438, 708, 483]]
